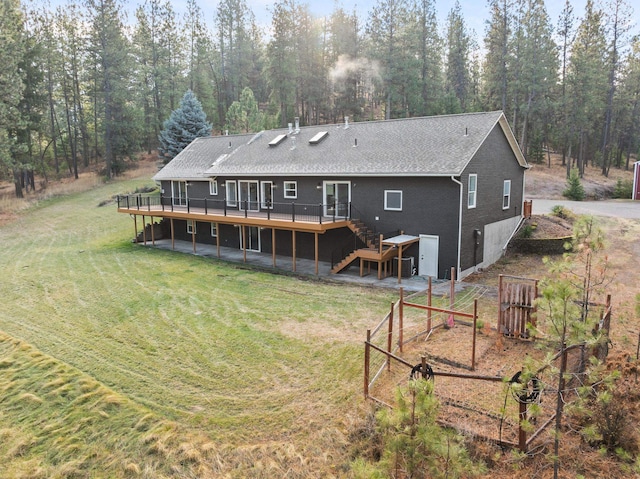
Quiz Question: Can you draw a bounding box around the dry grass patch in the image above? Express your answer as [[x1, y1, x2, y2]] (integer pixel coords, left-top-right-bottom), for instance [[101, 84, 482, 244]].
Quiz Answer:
[[0, 332, 225, 478]]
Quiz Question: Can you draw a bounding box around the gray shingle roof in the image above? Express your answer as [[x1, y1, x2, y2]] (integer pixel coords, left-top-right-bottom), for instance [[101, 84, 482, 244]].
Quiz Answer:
[[153, 111, 524, 181]]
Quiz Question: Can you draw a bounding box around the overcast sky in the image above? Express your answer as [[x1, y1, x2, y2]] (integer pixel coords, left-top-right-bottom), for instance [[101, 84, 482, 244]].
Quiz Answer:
[[138, 0, 598, 40], [166, 0, 593, 39]]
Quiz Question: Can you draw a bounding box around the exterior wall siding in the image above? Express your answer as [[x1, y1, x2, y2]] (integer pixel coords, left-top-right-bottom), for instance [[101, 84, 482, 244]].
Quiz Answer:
[[161, 176, 460, 279], [459, 125, 526, 274]]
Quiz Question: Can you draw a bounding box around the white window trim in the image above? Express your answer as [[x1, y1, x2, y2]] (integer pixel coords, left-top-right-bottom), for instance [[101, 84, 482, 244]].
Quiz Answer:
[[226, 180, 237, 207], [468, 174, 477, 209], [209, 179, 218, 195], [210, 223, 217, 237], [384, 190, 403, 211], [187, 220, 196, 234], [283, 181, 297, 199], [503, 180, 511, 210]]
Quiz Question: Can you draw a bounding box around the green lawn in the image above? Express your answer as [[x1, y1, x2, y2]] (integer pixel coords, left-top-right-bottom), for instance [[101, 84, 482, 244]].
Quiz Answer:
[[0, 176, 396, 477]]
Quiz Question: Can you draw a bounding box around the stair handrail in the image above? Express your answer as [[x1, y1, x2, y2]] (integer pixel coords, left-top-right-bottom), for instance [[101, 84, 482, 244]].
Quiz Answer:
[[330, 232, 368, 269]]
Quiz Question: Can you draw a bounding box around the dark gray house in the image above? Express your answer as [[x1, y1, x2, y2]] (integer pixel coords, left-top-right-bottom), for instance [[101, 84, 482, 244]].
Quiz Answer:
[[118, 111, 529, 280]]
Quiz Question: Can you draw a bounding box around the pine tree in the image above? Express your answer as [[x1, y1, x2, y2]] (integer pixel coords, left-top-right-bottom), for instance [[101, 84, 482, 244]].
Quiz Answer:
[[0, 0, 26, 197], [443, 1, 472, 113], [566, 0, 608, 175], [563, 168, 585, 200], [158, 90, 212, 164], [224, 87, 262, 134]]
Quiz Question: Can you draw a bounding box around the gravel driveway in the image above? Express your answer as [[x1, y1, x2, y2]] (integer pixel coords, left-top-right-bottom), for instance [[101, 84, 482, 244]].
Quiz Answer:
[[529, 198, 640, 219]]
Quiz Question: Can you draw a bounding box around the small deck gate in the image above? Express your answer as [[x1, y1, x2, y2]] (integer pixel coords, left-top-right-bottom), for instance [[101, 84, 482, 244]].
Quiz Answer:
[[498, 275, 538, 338]]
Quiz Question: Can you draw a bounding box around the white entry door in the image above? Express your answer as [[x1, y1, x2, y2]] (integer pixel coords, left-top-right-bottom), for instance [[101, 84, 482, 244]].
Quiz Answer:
[[419, 234, 439, 278]]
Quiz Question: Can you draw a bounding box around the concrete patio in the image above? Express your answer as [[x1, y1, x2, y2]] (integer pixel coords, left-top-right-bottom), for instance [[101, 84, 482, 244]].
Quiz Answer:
[[137, 238, 464, 294]]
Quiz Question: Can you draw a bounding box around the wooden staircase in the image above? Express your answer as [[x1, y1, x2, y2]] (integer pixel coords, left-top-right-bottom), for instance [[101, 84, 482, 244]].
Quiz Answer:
[[331, 219, 397, 276], [348, 219, 379, 250]]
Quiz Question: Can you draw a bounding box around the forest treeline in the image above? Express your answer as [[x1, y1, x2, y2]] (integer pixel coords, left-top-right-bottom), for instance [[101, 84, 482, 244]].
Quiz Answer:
[[0, 0, 638, 197]]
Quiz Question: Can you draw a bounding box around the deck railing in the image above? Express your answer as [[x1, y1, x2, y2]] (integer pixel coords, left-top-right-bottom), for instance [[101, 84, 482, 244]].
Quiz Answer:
[[117, 194, 352, 224]]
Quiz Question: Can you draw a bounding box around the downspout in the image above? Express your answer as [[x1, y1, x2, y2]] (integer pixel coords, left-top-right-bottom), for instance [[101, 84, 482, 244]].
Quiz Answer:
[[503, 216, 525, 251], [451, 176, 463, 281]]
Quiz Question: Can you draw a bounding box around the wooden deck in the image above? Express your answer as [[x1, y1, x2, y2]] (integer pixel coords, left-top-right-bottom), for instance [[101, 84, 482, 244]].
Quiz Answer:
[[117, 202, 351, 233]]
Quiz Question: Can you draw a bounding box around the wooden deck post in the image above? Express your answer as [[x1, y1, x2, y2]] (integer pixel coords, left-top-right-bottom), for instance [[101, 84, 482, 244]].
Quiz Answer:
[[242, 225, 246, 262], [133, 215, 138, 243], [142, 215, 147, 245], [170, 218, 175, 250], [364, 329, 371, 399], [399, 287, 404, 353], [292, 230, 296, 272], [272, 229, 276, 267], [191, 221, 196, 253], [150, 216, 155, 246], [387, 302, 394, 372], [397, 244, 404, 284], [314, 232, 319, 275], [216, 223, 220, 258], [378, 234, 384, 279]]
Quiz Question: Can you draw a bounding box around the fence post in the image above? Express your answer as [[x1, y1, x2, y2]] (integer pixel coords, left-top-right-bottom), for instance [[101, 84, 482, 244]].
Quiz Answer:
[[427, 276, 432, 331], [471, 299, 478, 371], [387, 303, 394, 372], [399, 288, 404, 353], [518, 400, 528, 452], [498, 274, 503, 334], [364, 329, 371, 399], [450, 266, 455, 307]]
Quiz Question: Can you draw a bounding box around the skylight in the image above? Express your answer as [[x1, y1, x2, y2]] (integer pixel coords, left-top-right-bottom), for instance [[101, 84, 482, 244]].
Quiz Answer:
[[269, 134, 287, 147], [308, 131, 329, 145]]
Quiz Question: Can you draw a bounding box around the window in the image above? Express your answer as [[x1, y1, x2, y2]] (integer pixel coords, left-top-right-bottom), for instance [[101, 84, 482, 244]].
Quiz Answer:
[[284, 181, 297, 199], [384, 190, 403, 211], [503, 180, 511, 209], [187, 220, 196, 234], [468, 174, 477, 209], [226, 180, 237, 207], [209, 180, 218, 195], [261, 181, 273, 209], [172, 180, 187, 206], [211, 223, 217, 237]]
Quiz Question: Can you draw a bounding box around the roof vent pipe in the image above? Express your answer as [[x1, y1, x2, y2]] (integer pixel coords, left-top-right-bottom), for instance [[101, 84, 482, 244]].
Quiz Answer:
[[464, 127, 468, 136], [288, 123, 293, 135], [294, 117, 300, 134], [344, 116, 349, 129], [353, 138, 358, 148]]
